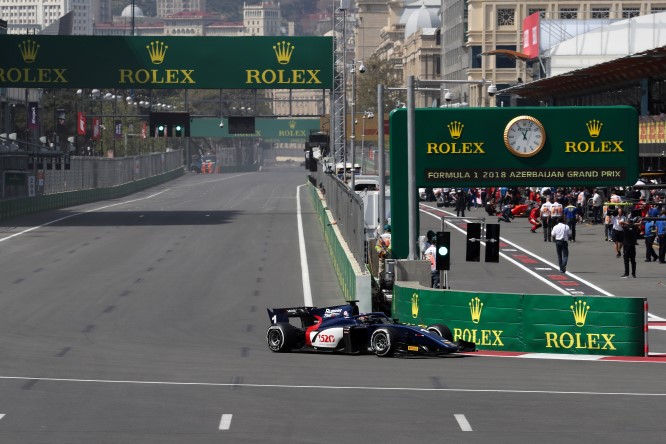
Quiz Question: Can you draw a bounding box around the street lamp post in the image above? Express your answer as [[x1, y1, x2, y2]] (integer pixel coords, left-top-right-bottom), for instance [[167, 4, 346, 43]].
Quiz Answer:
[[360, 110, 373, 173], [349, 60, 366, 190]]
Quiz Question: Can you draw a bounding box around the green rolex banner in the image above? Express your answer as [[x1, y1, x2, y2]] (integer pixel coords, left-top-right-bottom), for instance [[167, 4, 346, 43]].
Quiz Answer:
[[0, 36, 333, 89], [393, 284, 647, 356]]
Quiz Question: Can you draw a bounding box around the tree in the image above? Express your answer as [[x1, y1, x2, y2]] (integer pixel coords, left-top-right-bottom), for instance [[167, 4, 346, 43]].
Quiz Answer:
[[355, 54, 406, 115]]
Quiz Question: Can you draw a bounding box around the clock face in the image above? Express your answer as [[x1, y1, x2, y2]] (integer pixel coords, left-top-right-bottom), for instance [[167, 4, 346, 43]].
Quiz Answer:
[[503, 116, 546, 157]]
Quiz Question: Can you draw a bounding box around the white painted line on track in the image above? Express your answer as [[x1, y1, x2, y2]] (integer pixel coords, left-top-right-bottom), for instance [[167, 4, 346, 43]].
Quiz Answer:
[[421, 206, 666, 321], [421, 208, 572, 295], [0, 375, 664, 396], [297, 185, 313, 307], [454, 414, 473, 432], [218, 414, 233, 431], [0, 414, 5, 421]]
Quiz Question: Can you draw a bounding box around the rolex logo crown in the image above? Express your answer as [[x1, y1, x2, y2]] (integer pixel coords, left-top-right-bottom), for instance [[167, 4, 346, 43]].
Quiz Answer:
[[469, 297, 483, 324], [570, 300, 590, 327], [586, 119, 603, 138], [273, 41, 295, 65], [411, 293, 419, 319], [447, 121, 464, 140], [288, 120, 297, 129], [19, 40, 40, 63], [146, 41, 168, 65]]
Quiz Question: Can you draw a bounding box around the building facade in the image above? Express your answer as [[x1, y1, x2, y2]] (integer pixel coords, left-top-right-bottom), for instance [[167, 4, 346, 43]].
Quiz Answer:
[[243, 1, 281, 36], [156, 0, 206, 18], [0, 0, 95, 35]]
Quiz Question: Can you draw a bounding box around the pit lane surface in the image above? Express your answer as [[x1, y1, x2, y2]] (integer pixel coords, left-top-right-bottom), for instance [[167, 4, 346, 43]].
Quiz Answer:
[[0, 168, 664, 443]]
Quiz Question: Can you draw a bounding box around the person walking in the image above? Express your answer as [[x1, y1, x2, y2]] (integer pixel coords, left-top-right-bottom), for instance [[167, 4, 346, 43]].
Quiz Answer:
[[611, 207, 626, 258], [620, 217, 639, 278], [644, 207, 660, 262], [455, 189, 467, 217], [563, 199, 579, 242], [551, 219, 572, 273]]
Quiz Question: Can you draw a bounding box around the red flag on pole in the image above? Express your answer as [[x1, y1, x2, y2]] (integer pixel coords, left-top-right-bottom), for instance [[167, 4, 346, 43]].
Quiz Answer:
[[92, 117, 101, 140], [77, 112, 86, 135]]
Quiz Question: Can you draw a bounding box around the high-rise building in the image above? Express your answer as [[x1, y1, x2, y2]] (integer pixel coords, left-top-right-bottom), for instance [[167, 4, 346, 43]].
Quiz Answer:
[[243, 1, 281, 36], [0, 0, 94, 35]]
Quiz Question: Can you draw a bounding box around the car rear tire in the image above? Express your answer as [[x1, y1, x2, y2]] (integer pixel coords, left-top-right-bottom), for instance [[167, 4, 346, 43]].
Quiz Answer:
[[426, 324, 454, 341], [266, 323, 296, 352], [371, 328, 395, 357]]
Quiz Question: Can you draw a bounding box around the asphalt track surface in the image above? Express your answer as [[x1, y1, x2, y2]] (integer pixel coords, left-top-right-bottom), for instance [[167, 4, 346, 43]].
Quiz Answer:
[[0, 166, 664, 443]]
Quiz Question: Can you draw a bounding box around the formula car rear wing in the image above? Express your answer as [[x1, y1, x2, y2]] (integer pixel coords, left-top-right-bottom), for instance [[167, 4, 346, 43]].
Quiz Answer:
[[267, 303, 359, 328]]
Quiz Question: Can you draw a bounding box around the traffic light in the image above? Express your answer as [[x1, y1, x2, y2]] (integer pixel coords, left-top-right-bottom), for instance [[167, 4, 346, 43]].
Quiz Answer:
[[435, 231, 451, 271], [466, 223, 481, 262], [149, 112, 190, 137], [485, 224, 500, 262]]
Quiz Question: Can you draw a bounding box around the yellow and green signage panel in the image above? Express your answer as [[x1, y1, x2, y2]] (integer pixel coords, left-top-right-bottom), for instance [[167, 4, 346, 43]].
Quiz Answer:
[[0, 35, 333, 89], [389, 106, 639, 258], [393, 285, 646, 356], [190, 118, 320, 141]]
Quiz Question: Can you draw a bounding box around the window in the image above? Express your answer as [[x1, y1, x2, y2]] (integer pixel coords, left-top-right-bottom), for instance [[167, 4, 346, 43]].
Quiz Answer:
[[622, 8, 639, 18], [528, 8, 546, 18], [497, 8, 515, 26], [470, 46, 482, 69], [496, 45, 517, 69], [591, 8, 610, 19], [559, 8, 578, 19]]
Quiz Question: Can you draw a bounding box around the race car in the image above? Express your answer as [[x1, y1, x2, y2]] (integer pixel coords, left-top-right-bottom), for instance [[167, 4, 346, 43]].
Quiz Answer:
[[266, 303, 475, 357]]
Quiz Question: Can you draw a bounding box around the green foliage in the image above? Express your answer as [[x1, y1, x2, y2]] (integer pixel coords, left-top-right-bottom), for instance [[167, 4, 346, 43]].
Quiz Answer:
[[355, 54, 406, 114]]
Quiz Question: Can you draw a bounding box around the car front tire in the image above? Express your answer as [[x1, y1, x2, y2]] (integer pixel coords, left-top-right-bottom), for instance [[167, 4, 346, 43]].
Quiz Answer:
[[426, 324, 454, 341], [371, 328, 395, 357]]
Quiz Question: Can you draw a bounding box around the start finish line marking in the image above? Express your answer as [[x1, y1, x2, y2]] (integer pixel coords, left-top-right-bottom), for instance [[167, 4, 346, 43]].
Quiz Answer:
[[219, 414, 232, 430], [454, 414, 473, 431]]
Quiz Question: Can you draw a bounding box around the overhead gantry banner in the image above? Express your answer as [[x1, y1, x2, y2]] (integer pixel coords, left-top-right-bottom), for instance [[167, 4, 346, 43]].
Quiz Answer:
[[0, 36, 333, 89]]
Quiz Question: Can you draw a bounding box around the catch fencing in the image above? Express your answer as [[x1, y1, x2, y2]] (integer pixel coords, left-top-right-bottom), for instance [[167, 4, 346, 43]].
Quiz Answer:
[[310, 168, 365, 270]]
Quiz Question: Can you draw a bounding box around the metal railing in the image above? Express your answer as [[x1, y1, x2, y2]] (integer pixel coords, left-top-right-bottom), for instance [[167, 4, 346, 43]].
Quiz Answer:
[[311, 167, 365, 270]]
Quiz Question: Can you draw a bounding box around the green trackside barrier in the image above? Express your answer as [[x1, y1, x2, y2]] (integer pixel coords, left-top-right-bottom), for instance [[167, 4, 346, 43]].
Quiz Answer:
[[393, 283, 646, 357], [307, 182, 371, 313], [0, 168, 183, 221]]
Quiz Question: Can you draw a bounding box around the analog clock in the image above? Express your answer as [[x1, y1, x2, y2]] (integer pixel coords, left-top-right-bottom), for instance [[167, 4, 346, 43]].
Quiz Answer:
[[503, 115, 546, 157]]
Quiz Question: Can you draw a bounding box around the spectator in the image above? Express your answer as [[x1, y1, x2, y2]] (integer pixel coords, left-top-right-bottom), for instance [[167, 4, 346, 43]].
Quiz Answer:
[[375, 224, 392, 276]]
